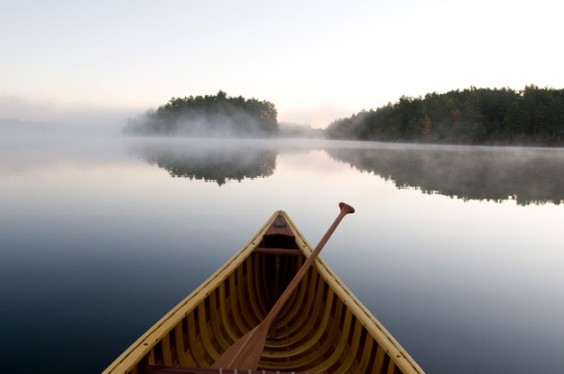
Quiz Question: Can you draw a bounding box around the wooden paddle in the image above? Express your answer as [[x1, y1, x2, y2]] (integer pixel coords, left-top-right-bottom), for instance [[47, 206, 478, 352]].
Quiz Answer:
[[212, 202, 355, 370]]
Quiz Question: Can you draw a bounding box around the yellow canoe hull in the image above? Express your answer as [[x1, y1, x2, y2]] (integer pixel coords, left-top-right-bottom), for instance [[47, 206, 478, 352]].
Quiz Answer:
[[103, 211, 424, 374]]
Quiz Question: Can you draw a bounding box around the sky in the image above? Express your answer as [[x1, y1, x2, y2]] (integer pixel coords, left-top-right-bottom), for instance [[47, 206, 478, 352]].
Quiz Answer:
[[1, 0, 563, 129]]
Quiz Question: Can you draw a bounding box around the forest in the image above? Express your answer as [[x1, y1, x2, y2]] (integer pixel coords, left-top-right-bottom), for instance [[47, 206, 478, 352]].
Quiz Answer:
[[124, 91, 279, 137], [325, 86, 564, 146]]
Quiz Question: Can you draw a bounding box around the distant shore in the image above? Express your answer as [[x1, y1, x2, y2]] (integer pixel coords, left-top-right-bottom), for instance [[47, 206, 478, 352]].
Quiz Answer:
[[325, 85, 564, 147]]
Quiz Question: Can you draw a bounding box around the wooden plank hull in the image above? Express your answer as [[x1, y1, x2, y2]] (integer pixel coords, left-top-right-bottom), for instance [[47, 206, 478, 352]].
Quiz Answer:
[[103, 211, 424, 374]]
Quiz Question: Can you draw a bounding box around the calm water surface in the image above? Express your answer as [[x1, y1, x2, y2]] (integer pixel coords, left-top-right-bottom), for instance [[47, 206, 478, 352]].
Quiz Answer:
[[1, 136, 563, 373]]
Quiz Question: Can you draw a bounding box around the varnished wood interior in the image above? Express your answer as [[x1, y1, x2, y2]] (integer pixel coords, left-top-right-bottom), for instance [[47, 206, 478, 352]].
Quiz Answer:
[[103, 211, 424, 374]]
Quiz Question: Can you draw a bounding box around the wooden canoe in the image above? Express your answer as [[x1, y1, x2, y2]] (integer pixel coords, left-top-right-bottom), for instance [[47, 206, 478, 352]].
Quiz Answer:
[[103, 211, 424, 374]]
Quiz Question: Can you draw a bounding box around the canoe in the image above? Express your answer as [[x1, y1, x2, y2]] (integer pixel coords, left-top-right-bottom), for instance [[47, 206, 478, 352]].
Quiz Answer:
[[103, 210, 424, 374]]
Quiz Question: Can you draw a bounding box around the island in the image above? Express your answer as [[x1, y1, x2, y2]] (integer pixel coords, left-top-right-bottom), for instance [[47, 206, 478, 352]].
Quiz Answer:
[[124, 91, 279, 137]]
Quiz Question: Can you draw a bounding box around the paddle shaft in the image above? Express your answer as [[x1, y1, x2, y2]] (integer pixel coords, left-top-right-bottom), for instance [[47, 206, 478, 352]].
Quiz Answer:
[[212, 202, 355, 370], [261, 202, 355, 328]]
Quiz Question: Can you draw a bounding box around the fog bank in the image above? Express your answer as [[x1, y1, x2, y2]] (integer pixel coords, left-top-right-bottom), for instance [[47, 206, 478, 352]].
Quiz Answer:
[[0, 96, 136, 138]]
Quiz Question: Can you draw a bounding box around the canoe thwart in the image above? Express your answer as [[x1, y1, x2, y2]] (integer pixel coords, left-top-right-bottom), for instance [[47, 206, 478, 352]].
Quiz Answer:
[[253, 247, 302, 256]]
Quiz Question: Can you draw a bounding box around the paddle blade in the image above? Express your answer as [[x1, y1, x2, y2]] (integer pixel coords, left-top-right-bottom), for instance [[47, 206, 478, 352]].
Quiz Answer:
[[211, 323, 269, 370]]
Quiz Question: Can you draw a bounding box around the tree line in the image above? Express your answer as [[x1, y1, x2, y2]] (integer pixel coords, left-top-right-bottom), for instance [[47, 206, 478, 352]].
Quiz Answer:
[[124, 91, 279, 137], [325, 86, 564, 146]]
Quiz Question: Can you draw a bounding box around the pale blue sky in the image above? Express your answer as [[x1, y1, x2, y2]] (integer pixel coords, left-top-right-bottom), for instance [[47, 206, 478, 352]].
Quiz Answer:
[[1, 0, 563, 128]]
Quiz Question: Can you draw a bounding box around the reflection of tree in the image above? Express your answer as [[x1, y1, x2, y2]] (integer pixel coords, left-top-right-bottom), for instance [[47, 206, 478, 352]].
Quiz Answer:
[[326, 145, 564, 205], [127, 140, 276, 186]]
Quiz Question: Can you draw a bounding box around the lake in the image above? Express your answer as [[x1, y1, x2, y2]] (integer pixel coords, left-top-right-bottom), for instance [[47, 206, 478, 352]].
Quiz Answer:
[[1, 135, 563, 373]]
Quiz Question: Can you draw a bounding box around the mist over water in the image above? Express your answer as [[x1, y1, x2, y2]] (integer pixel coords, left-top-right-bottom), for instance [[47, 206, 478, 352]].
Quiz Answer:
[[125, 111, 276, 138], [0, 99, 134, 139]]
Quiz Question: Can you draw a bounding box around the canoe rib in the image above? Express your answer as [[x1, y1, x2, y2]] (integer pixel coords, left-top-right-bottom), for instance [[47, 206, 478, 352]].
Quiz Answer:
[[102, 211, 424, 374]]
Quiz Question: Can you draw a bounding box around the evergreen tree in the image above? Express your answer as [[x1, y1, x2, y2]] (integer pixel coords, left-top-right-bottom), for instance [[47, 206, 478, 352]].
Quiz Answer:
[[325, 86, 564, 146], [124, 91, 279, 137]]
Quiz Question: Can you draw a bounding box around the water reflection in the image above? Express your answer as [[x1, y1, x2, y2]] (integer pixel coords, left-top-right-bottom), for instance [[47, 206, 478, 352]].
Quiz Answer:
[[126, 139, 277, 185], [326, 144, 564, 205], [127, 139, 564, 205]]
